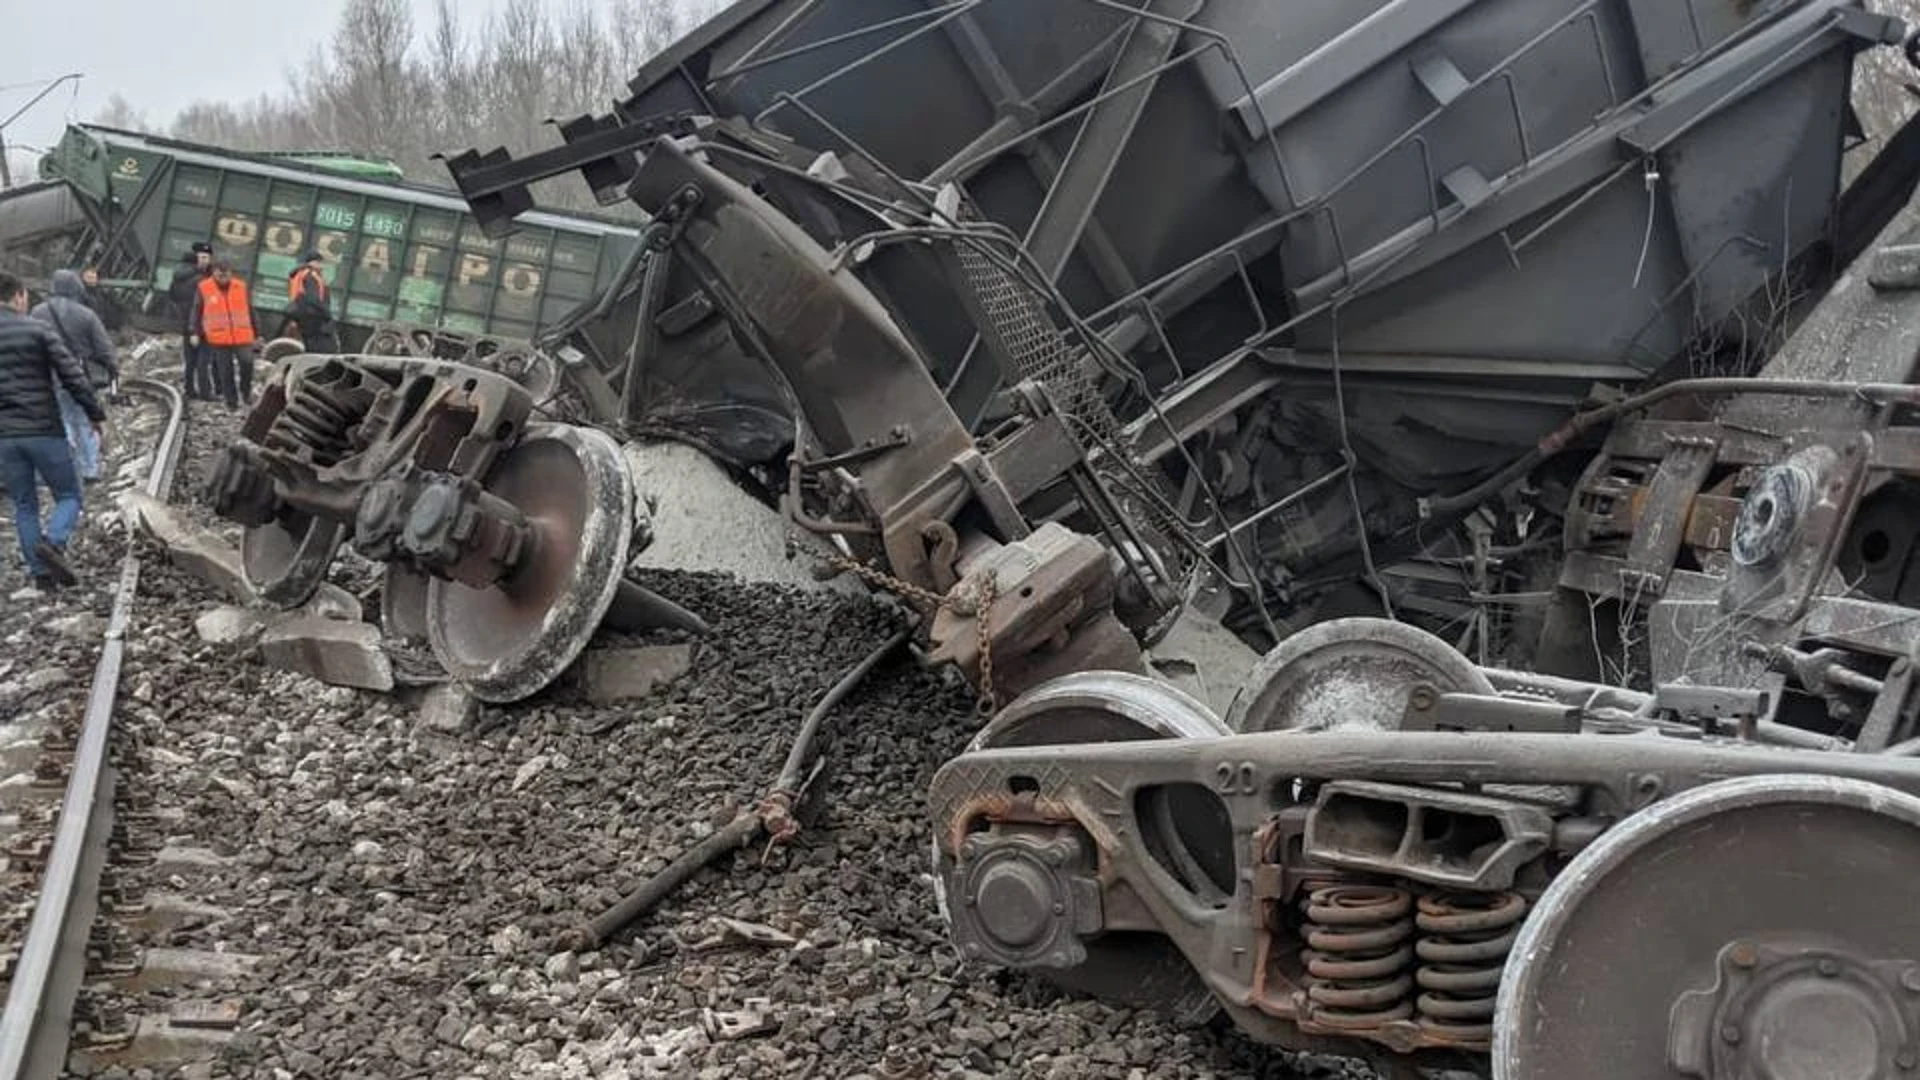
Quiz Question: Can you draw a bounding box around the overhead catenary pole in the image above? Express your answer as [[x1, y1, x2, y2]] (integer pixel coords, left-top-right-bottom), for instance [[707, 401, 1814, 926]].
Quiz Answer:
[[0, 73, 83, 190]]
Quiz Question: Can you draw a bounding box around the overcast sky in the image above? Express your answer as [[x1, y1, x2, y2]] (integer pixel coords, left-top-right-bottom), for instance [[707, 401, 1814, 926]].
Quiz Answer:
[[0, 0, 619, 168]]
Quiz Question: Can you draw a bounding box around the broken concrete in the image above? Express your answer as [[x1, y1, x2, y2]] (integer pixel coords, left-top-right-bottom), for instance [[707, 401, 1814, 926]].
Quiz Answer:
[[580, 643, 695, 704], [195, 606, 272, 647], [119, 492, 254, 603], [417, 683, 477, 732], [304, 583, 363, 623], [621, 441, 859, 593], [195, 584, 364, 647], [47, 612, 105, 642], [257, 617, 395, 692]]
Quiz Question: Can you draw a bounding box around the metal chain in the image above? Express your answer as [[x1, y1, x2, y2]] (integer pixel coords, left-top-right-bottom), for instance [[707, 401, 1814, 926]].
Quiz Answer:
[[811, 546, 998, 715], [973, 571, 998, 716]]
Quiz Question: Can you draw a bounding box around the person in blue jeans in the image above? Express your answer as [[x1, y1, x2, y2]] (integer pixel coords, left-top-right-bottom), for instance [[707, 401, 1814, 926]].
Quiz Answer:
[[0, 271, 107, 592], [31, 270, 118, 484]]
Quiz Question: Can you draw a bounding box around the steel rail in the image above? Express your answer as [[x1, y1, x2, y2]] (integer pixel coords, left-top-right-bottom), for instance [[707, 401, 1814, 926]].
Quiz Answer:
[[0, 377, 186, 1080]]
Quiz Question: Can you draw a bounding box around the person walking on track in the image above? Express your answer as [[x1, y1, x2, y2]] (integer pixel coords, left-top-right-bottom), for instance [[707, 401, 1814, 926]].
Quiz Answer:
[[168, 241, 214, 400], [189, 260, 257, 409], [30, 269, 118, 485], [284, 250, 337, 353], [0, 271, 107, 592]]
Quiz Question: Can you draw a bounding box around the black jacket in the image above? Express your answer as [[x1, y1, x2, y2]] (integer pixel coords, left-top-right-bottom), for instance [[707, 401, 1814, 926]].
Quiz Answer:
[[168, 259, 207, 331], [0, 310, 106, 440], [31, 271, 118, 389], [82, 287, 125, 334]]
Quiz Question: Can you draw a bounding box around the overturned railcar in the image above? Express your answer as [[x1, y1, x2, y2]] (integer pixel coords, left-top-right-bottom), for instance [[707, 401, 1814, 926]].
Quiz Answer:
[[447, 0, 1911, 652]]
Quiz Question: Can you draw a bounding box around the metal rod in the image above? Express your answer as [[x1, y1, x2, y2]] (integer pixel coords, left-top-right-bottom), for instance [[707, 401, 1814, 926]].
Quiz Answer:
[[753, 1, 986, 126], [0, 73, 81, 131], [715, 2, 974, 84], [1209, 464, 1352, 548], [560, 630, 909, 950]]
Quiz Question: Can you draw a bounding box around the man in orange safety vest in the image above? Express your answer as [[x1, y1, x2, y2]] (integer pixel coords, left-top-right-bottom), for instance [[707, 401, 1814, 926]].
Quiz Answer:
[[189, 260, 257, 409]]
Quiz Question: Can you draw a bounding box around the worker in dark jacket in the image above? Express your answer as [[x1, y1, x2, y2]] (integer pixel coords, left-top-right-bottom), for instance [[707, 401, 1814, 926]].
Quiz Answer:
[[78, 265, 126, 335], [168, 242, 214, 400], [29, 270, 117, 484], [0, 271, 106, 591], [284, 251, 336, 353]]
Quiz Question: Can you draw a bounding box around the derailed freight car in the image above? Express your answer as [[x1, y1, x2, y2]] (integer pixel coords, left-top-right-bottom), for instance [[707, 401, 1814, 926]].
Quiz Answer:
[[20, 124, 640, 353], [443, 0, 1917, 647]]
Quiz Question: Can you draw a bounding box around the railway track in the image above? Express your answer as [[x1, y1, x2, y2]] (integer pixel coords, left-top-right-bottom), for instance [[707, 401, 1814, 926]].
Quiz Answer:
[[0, 377, 186, 1080]]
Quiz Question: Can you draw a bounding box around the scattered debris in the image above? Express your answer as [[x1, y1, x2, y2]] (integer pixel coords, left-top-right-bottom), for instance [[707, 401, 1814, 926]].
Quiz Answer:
[[302, 583, 362, 623], [510, 755, 549, 792], [20, 669, 71, 698], [195, 584, 366, 648], [702, 999, 779, 1041], [256, 617, 394, 692], [580, 643, 695, 704], [119, 492, 254, 603], [689, 917, 799, 952], [416, 683, 477, 732], [47, 612, 105, 642], [541, 950, 580, 983], [194, 606, 271, 647]]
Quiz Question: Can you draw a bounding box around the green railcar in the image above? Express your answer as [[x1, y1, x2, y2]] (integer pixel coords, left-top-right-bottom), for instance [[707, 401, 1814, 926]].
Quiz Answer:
[[34, 124, 640, 349]]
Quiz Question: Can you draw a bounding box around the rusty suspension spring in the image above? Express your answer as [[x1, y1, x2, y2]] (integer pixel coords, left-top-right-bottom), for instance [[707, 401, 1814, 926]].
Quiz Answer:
[[263, 382, 359, 465], [1300, 885, 1417, 1029], [1413, 891, 1527, 1040], [811, 547, 998, 715]]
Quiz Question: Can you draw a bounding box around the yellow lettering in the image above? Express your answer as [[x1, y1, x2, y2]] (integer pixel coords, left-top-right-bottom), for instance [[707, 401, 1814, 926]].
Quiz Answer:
[[410, 246, 440, 278], [264, 223, 304, 256], [501, 263, 542, 297], [216, 215, 258, 248], [317, 232, 349, 262], [457, 253, 491, 286], [362, 239, 392, 274]]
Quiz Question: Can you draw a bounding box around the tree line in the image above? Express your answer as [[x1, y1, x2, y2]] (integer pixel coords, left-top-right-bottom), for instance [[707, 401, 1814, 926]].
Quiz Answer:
[[94, 0, 719, 213]]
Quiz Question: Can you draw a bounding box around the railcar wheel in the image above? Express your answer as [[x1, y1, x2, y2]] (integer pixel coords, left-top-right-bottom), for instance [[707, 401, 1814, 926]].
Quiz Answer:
[[1228, 617, 1494, 733], [936, 672, 1232, 1025], [261, 337, 305, 365], [1494, 775, 1920, 1080], [424, 424, 633, 702], [242, 513, 345, 607]]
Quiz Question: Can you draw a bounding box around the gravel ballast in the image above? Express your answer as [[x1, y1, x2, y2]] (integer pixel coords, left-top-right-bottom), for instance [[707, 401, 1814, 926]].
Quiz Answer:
[[33, 353, 1380, 1079]]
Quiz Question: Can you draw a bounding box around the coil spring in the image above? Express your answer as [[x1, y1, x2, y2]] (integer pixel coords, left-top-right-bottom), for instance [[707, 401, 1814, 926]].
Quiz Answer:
[[1414, 891, 1527, 1041], [264, 382, 358, 465], [1299, 885, 1416, 1029]]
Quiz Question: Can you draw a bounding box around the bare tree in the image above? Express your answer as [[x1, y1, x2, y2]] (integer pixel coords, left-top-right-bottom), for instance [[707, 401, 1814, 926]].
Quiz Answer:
[[426, 0, 479, 154], [93, 93, 150, 132], [158, 0, 714, 207]]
